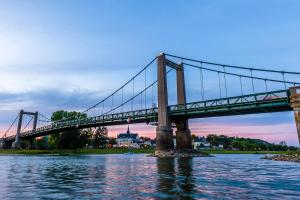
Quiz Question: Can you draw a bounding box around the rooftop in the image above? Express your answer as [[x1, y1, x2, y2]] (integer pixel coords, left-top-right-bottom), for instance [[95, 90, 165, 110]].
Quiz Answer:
[[117, 126, 138, 139]]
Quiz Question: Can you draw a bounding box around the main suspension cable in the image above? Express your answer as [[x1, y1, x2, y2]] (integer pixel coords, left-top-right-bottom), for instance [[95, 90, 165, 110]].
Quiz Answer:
[[104, 68, 173, 115], [183, 62, 300, 85], [83, 56, 158, 113], [165, 53, 300, 75]]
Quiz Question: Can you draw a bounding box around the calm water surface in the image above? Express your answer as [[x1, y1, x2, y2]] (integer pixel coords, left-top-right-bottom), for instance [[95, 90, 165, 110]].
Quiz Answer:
[[0, 154, 299, 200]]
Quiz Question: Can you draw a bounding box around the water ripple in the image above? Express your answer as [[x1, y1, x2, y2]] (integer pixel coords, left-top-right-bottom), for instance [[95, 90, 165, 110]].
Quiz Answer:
[[0, 154, 299, 199]]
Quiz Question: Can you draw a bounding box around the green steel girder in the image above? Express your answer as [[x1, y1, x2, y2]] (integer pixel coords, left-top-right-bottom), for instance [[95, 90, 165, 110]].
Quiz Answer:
[[1, 89, 292, 142]]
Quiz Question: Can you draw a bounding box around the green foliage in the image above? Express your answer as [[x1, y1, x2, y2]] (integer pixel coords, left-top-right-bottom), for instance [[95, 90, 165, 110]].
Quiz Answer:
[[0, 148, 155, 155], [205, 134, 297, 151], [206, 134, 219, 147], [34, 137, 49, 150], [191, 134, 198, 140], [57, 129, 89, 149], [93, 127, 108, 148], [108, 137, 117, 145], [48, 110, 90, 149], [51, 110, 86, 121]]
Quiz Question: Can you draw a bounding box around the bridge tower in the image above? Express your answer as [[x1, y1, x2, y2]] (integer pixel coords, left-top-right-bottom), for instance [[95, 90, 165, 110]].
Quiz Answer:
[[12, 110, 38, 149], [156, 53, 192, 152], [290, 86, 300, 145]]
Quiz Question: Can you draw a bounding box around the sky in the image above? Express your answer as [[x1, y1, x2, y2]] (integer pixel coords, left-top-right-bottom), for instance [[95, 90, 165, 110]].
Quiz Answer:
[[0, 0, 300, 146]]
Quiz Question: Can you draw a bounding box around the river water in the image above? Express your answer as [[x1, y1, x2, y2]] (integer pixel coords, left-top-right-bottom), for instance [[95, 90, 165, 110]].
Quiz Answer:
[[0, 154, 299, 200]]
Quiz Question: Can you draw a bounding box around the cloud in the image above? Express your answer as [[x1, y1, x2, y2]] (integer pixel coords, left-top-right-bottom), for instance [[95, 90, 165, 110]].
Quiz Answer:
[[0, 0, 299, 146]]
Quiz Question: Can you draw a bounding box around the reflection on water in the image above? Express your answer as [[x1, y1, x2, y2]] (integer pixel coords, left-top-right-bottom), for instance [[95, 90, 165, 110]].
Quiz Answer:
[[0, 154, 300, 200], [157, 157, 195, 199]]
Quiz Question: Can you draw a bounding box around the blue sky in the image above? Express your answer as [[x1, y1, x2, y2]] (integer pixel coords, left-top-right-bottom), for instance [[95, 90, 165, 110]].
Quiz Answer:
[[0, 0, 300, 145]]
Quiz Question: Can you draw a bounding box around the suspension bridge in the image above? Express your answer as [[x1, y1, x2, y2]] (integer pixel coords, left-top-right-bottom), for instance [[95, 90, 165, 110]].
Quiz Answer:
[[1, 53, 300, 150]]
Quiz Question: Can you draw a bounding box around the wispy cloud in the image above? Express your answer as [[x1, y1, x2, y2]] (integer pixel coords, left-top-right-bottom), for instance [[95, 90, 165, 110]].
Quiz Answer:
[[0, 0, 299, 146]]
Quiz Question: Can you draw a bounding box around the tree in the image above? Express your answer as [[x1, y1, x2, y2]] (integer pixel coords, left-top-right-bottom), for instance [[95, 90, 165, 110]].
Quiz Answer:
[[232, 140, 245, 150], [206, 134, 219, 146], [140, 136, 152, 142], [191, 134, 198, 140], [218, 135, 231, 149], [35, 136, 49, 149], [93, 127, 108, 148], [48, 110, 90, 149], [108, 137, 117, 146]]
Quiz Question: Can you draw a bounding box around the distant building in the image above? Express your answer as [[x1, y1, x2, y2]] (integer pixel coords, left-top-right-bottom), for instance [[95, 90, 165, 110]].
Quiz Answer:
[[279, 141, 287, 146], [116, 126, 140, 148], [138, 137, 155, 148], [192, 136, 210, 149]]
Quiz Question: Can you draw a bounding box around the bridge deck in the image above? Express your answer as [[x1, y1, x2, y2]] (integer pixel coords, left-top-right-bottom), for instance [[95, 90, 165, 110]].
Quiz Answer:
[[2, 90, 291, 142]]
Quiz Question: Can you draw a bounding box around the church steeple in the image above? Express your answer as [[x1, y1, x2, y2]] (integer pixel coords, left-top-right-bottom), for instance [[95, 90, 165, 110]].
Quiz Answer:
[[127, 126, 130, 134]]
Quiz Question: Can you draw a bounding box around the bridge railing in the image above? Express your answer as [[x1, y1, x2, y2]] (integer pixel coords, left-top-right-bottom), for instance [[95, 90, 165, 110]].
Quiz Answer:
[[169, 90, 288, 112], [1, 90, 291, 142], [16, 107, 159, 139]]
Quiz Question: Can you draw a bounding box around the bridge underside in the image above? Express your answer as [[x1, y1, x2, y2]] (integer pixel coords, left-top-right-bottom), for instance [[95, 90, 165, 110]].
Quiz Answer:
[[2, 90, 292, 143]]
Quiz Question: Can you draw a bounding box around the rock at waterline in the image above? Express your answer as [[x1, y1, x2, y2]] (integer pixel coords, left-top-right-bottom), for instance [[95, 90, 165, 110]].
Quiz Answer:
[[152, 149, 213, 158], [263, 151, 300, 163]]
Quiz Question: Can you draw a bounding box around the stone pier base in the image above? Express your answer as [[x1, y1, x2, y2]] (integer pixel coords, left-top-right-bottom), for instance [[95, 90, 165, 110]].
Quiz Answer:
[[154, 149, 212, 158], [155, 126, 174, 151]]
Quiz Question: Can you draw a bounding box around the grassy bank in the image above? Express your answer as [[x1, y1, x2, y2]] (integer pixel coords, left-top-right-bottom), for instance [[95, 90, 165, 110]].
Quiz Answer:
[[0, 148, 155, 155], [0, 148, 294, 155]]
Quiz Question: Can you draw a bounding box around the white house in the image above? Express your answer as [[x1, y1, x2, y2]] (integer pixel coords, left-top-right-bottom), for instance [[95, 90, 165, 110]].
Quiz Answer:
[[192, 136, 210, 149], [116, 126, 140, 148]]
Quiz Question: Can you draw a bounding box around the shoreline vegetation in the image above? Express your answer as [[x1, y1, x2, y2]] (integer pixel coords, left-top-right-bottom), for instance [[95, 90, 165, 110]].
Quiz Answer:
[[0, 148, 295, 155]]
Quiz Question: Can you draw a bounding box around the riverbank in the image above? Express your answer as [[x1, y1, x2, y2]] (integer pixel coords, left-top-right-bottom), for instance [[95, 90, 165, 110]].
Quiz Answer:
[[0, 149, 294, 155], [0, 148, 154, 155], [203, 149, 291, 155]]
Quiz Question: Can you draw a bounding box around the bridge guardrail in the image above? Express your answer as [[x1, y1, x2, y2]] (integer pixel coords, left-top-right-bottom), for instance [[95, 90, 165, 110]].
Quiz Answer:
[[1, 90, 290, 141]]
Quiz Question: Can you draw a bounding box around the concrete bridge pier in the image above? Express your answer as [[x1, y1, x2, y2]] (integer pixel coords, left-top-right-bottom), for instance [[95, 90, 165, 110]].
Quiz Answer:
[[290, 86, 300, 145], [175, 119, 192, 150], [12, 110, 38, 149], [12, 110, 24, 149], [156, 53, 174, 151], [175, 63, 192, 150], [155, 53, 192, 151]]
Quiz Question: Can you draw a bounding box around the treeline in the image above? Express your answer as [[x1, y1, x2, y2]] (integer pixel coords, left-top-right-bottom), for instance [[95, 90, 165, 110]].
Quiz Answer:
[[204, 134, 298, 151], [26, 110, 117, 150]]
